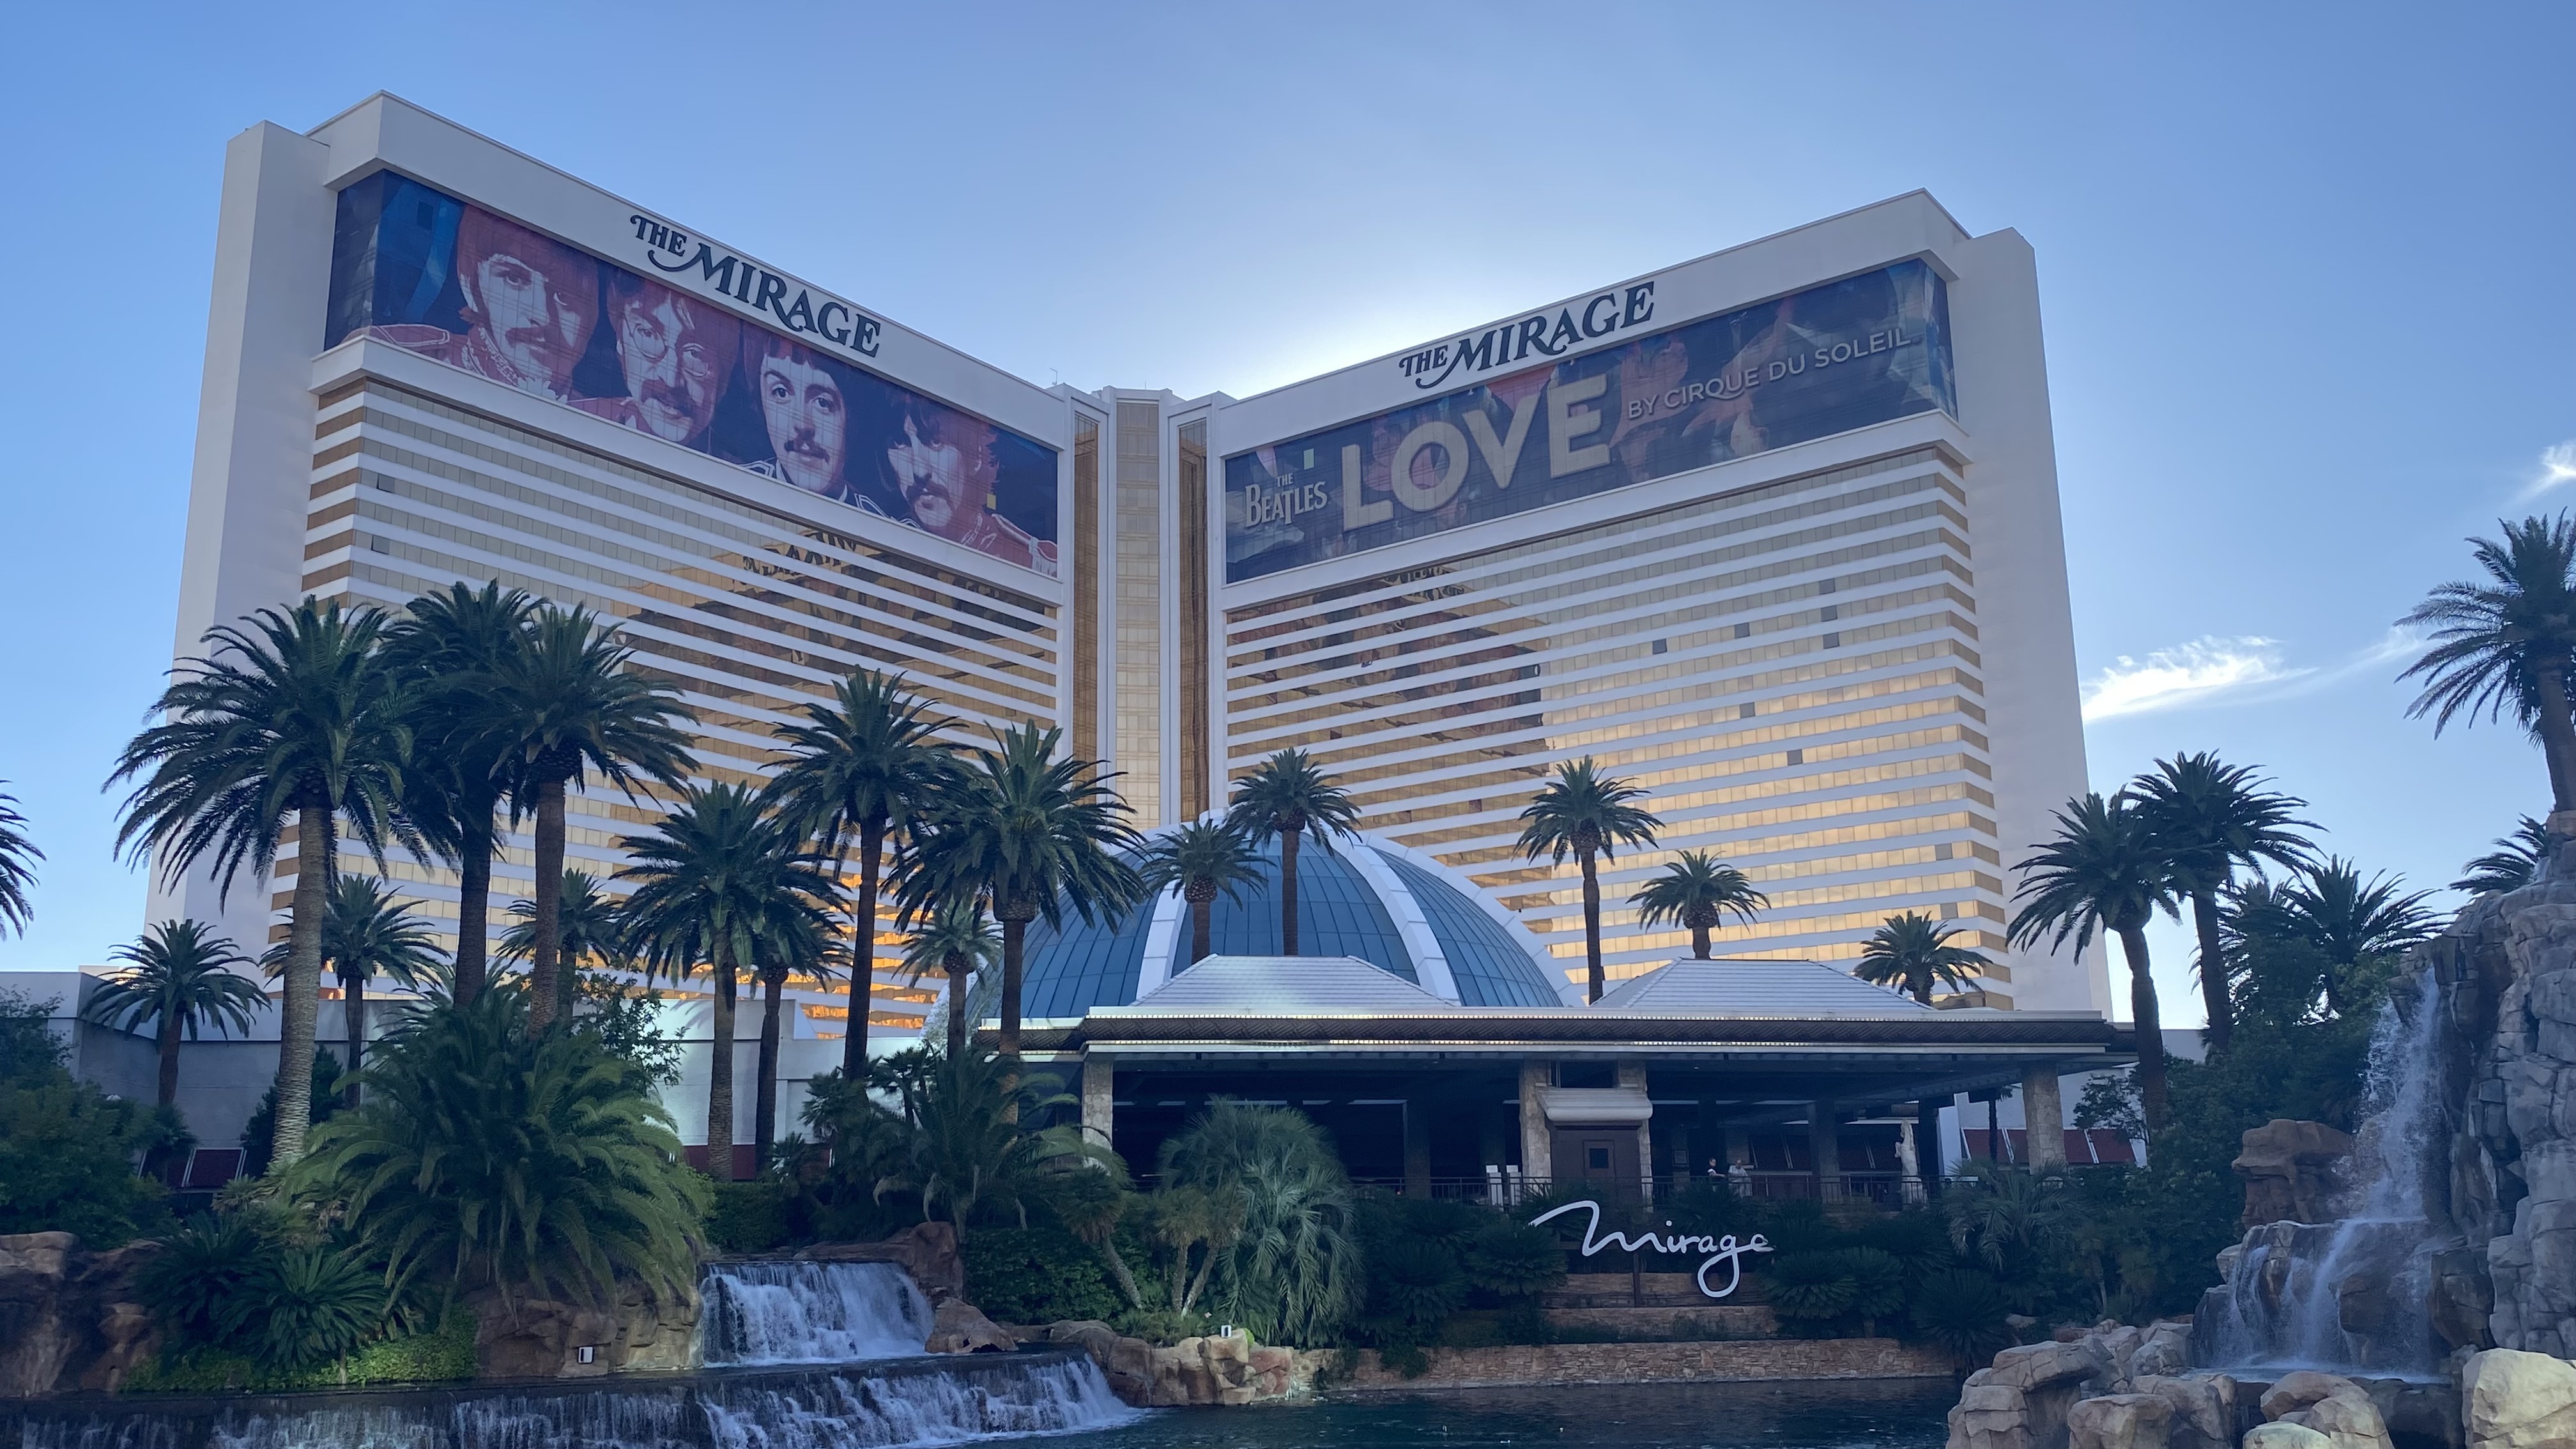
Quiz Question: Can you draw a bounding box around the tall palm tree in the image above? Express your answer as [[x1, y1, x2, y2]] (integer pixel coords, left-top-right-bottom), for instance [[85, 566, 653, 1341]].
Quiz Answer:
[[618, 785, 832, 1179], [0, 783, 42, 937], [2400, 514, 2576, 825], [902, 898, 1000, 1059], [381, 582, 537, 1007], [1138, 819, 1263, 965], [906, 723, 1142, 1059], [1517, 757, 1661, 1003], [2126, 753, 2315, 1054], [86, 920, 264, 1107], [1224, 748, 1360, 956], [477, 604, 696, 1031], [751, 903, 836, 1168], [109, 599, 414, 1170], [2455, 815, 2549, 896], [500, 870, 632, 1020], [1627, 848, 1766, 960], [2281, 857, 2441, 1014], [1855, 911, 1991, 1005], [2009, 792, 2179, 1130], [288, 876, 445, 1105], [761, 669, 953, 1080]]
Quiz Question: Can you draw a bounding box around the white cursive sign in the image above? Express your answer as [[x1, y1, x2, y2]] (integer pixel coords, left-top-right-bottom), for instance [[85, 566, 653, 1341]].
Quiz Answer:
[[1526, 1200, 1774, 1299]]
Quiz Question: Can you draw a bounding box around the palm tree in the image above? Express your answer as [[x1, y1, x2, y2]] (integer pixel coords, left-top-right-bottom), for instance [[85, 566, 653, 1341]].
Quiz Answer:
[[2009, 793, 2179, 1130], [617, 785, 832, 1179], [749, 903, 836, 1168], [2281, 857, 2441, 1014], [1138, 819, 1263, 966], [1628, 849, 1766, 960], [477, 604, 696, 1031], [1856, 911, 1991, 1005], [381, 583, 537, 1006], [1224, 749, 1361, 956], [109, 599, 414, 1170], [2400, 514, 2576, 826], [85, 920, 264, 1107], [298, 876, 444, 1105], [906, 723, 1142, 1059], [500, 870, 631, 1021], [0, 783, 42, 937], [2126, 753, 2315, 1054], [2455, 816, 2549, 896], [902, 898, 1000, 1059], [1517, 757, 1661, 1003], [762, 669, 954, 1080]]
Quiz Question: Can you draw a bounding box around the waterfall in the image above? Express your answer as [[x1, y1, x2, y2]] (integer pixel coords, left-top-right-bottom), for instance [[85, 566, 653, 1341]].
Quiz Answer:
[[2204, 969, 2449, 1375], [698, 1261, 936, 1367], [1, 1349, 1139, 1449]]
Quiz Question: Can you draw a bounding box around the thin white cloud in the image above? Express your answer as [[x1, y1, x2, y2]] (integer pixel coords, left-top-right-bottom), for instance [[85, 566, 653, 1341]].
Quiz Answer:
[[2517, 440, 2576, 500], [2082, 636, 2305, 721]]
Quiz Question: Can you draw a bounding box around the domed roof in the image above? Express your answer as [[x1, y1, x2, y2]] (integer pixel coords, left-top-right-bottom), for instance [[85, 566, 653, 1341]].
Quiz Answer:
[[1010, 831, 1571, 1018]]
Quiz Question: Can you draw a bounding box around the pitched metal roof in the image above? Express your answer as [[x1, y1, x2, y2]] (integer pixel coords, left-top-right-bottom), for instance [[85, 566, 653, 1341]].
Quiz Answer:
[[1591, 958, 1937, 1017]]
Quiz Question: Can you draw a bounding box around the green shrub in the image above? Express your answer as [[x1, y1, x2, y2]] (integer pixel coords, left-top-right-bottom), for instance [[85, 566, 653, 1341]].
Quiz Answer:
[[1911, 1266, 2014, 1368], [705, 1177, 793, 1254], [230, 1245, 383, 1371], [1767, 1248, 1859, 1323], [127, 1311, 473, 1393], [962, 1222, 1123, 1325], [0, 990, 167, 1246], [132, 1215, 268, 1349]]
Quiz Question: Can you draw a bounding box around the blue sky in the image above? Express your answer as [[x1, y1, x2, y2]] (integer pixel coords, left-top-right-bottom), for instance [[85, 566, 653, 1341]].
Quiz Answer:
[[1, 3, 2567, 1025]]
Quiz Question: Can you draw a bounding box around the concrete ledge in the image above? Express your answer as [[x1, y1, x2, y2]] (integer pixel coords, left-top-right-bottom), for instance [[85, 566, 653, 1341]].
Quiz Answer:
[[1333, 1337, 1951, 1391], [1544, 1305, 1779, 1337]]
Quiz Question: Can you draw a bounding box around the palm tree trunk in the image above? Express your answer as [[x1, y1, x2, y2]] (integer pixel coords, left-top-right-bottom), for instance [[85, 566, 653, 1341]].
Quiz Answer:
[[2536, 664, 2576, 818], [270, 802, 331, 1172], [843, 818, 884, 1078], [2117, 923, 2169, 1131], [156, 1013, 181, 1108], [1912, 969, 1933, 1007], [707, 940, 738, 1181], [944, 952, 969, 1059], [1190, 891, 1212, 964], [755, 964, 785, 1170], [999, 911, 1029, 1059], [344, 968, 366, 1110], [1279, 830, 1302, 956], [2191, 887, 2232, 1054], [454, 824, 493, 1006], [528, 776, 568, 1031], [1579, 846, 1604, 1003], [1691, 921, 1712, 960]]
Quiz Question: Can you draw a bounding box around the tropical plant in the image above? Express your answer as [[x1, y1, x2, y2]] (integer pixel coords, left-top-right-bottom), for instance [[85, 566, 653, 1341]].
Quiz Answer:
[[1911, 1266, 2014, 1367], [1765, 1248, 1860, 1321], [2126, 753, 2315, 1053], [905, 723, 1142, 1059], [871, 1048, 1106, 1241], [1855, 911, 1991, 1006], [381, 582, 537, 1005], [290, 987, 708, 1311], [2278, 857, 2440, 1015], [618, 784, 834, 1177], [903, 898, 1000, 1060], [1224, 748, 1361, 957], [269, 877, 445, 1104], [499, 870, 629, 1020], [2400, 513, 2576, 819], [132, 1214, 270, 1351], [1156, 1099, 1362, 1345], [0, 783, 40, 936], [763, 669, 954, 1078], [86, 920, 264, 1107], [2009, 792, 2179, 1128], [229, 1244, 385, 1372], [2455, 815, 2549, 896], [749, 903, 836, 1169], [240, 1051, 344, 1179], [1627, 848, 1766, 960], [1945, 1160, 2083, 1271], [0, 988, 167, 1245], [1517, 757, 1661, 1002], [109, 599, 416, 1170], [474, 603, 695, 1031], [1138, 819, 1263, 966]]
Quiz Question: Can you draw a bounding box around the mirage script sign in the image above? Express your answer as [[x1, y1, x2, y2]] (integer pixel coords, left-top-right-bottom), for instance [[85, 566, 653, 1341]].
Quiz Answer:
[[1527, 1199, 1774, 1300]]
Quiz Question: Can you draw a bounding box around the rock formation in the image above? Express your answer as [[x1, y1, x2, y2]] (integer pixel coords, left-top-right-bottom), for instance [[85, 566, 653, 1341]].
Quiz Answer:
[[0, 1232, 157, 1397], [2235, 1122, 2357, 1230], [1028, 1319, 1316, 1406], [2460, 1349, 2576, 1449]]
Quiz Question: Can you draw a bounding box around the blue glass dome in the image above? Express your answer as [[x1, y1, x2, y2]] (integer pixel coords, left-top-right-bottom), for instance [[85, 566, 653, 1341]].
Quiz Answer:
[[1008, 832, 1568, 1018]]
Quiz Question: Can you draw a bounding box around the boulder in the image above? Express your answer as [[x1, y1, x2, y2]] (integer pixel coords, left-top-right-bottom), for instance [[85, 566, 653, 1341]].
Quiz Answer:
[[2235, 1121, 2356, 1229], [1040, 1319, 1156, 1404], [2069, 1395, 2174, 1449], [2285, 1388, 2395, 1449], [610, 1282, 701, 1372], [0, 1232, 159, 1398], [2248, 1425, 2336, 1449], [2431, 1249, 2499, 1354], [2136, 1374, 2240, 1449], [2266, 1373, 2371, 1422], [926, 1298, 1015, 1354], [472, 1296, 618, 1379], [1949, 1384, 2037, 1449], [2133, 1321, 2195, 1381], [2462, 1350, 2576, 1449], [1987, 1340, 2120, 1393]]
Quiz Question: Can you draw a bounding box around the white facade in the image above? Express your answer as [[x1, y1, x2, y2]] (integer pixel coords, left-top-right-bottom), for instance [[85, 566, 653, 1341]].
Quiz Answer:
[[160, 94, 2104, 1062]]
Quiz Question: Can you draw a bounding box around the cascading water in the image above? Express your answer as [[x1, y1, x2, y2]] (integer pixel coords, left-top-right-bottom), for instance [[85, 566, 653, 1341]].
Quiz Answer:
[[699, 1261, 936, 1366], [2204, 969, 2450, 1376]]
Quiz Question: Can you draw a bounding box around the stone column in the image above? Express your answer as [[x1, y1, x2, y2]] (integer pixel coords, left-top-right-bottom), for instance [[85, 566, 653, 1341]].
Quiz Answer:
[[1518, 1059, 1552, 1187], [1618, 1062, 1653, 1201], [1080, 1052, 1114, 1153], [1404, 1096, 1433, 1197], [2022, 1067, 2067, 1170], [1809, 1103, 1843, 1199]]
